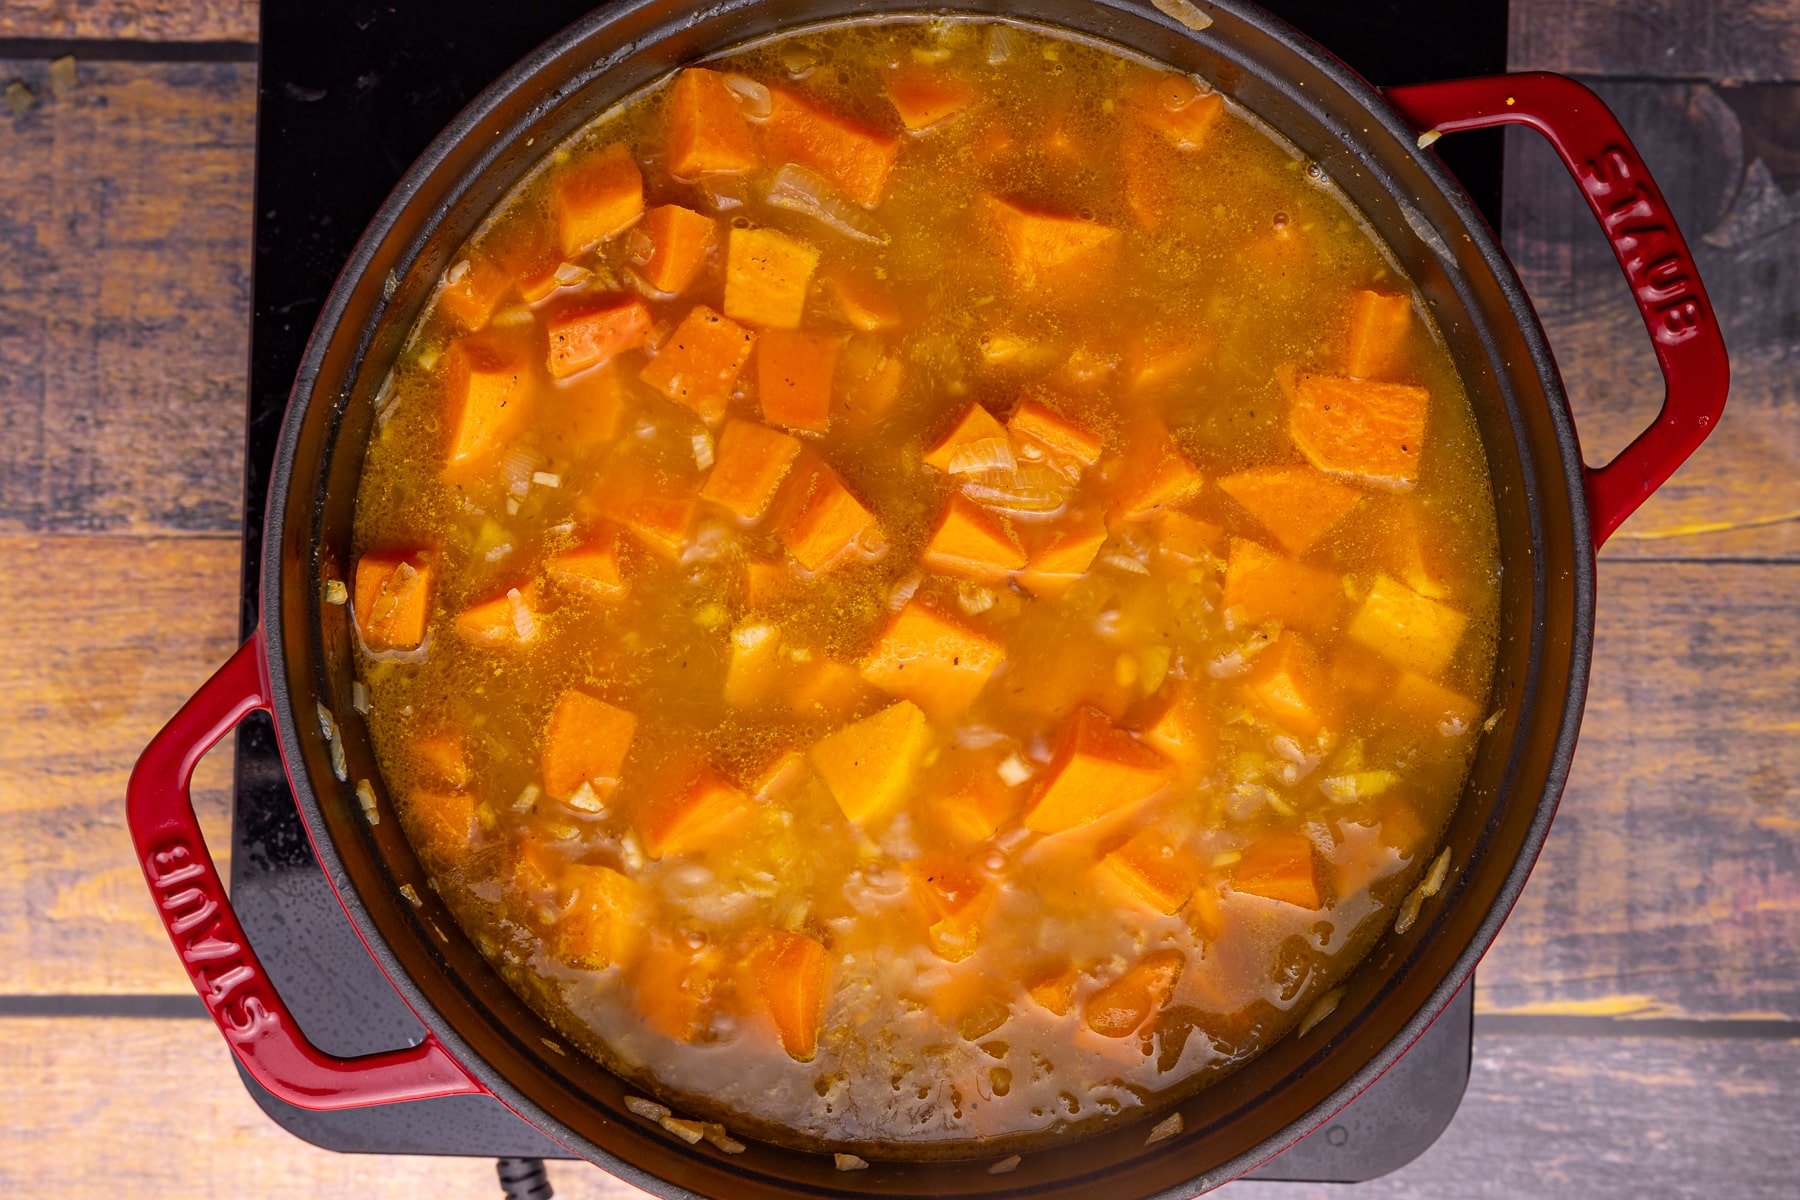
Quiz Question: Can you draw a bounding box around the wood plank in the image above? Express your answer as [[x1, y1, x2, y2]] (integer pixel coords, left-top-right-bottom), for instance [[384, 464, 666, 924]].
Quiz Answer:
[[1219, 1031, 1800, 1199], [1501, 80, 1799, 560], [1, 1016, 1793, 1199], [0, 59, 253, 537], [1510, 0, 1800, 83], [0, 2, 256, 42], [1476, 562, 1800, 1021], [0, 534, 242, 995]]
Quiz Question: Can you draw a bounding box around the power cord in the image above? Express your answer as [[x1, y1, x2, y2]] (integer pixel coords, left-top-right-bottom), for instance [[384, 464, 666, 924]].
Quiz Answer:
[[496, 1157, 554, 1200]]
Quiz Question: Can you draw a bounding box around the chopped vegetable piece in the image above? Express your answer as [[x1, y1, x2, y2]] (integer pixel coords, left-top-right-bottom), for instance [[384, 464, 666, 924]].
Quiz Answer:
[[1026, 965, 1079, 1016], [546, 298, 652, 379], [637, 204, 717, 296], [723, 621, 786, 708], [1230, 833, 1324, 908], [665, 68, 760, 178], [1084, 949, 1183, 1037], [1240, 631, 1333, 738], [1016, 515, 1108, 596], [922, 494, 1027, 582], [929, 757, 1019, 843], [838, 337, 907, 422], [1109, 423, 1203, 521], [775, 457, 879, 572], [442, 339, 532, 479], [788, 658, 878, 720], [554, 142, 644, 256], [757, 329, 844, 431], [742, 555, 798, 609], [638, 305, 756, 424], [987, 196, 1120, 295], [1221, 537, 1343, 636], [1289, 374, 1430, 490], [547, 535, 629, 602], [354, 552, 434, 651], [1392, 671, 1480, 732], [762, 87, 899, 208], [748, 749, 808, 799], [618, 495, 697, 562], [1344, 290, 1412, 379], [541, 689, 637, 800], [885, 65, 978, 130], [1099, 826, 1202, 914], [453, 583, 542, 647], [860, 599, 1005, 720], [810, 699, 932, 824], [1136, 681, 1212, 768], [823, 266, 903, 332], [1217, 464, 1362, 555], [435, 257, 512, 331], [635, 937, 719, 1042], [1124, 329, 1207, 395], [724, 226, 822, 330], [554, 864, 647, 968], [1348, 573, 1469, 675], [1387, 501, 1454, 599], [1024, 707, 1172, 834], [408, 790, 477, 859], [412, 732, 471, 791], [701, 418, 804, 520], [1150, 511, 1224, 565], [549, 365, 629, 457], [1131, 74, 1224, 149], [746, 929, 829, 1060], [1009, 398, 1103, 468], [637, 766, 754, 857], [924, 403, 1009, 472]]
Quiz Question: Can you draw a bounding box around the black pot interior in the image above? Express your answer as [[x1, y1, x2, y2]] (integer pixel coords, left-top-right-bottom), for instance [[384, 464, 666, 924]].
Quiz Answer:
[[264, 1, 1591, 1196]]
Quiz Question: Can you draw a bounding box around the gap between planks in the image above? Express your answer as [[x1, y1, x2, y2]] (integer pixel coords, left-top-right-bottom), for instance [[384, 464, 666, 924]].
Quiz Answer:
[[0, 37, 256, 62]]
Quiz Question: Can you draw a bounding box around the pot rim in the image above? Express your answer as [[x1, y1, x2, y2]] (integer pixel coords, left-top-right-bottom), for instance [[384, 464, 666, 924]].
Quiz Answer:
[[259, 1, 1594, 1193]]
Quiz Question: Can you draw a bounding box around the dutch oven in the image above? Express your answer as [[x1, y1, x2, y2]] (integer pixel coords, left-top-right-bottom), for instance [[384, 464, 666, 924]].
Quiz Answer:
[[129, 1, 1728, 1195]]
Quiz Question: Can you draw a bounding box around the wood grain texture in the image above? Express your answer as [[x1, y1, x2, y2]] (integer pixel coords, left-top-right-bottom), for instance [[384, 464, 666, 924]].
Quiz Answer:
[[2, 1017, 1792, 1199], [1509, 0, 1800, 83], [0, 1, 255, 42], [1501, 81, 1800, 561], [0, 534, 242, 995], [0, 59, 253, 537]]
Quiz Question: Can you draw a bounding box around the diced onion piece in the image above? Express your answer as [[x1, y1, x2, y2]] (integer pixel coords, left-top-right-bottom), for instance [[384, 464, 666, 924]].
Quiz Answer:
[[1298, 987, 1344, 1037], [998, 753, 1033, 787], [350, 680, 370, 714], [532, 470, 562, 489], [946, 437, 1016, 476], [1146, 1112, 1184, 1144], [316, 701, 338, 742], [1319, 770, 1399, 803], [956, 581, 997, 615], [553, 260, 592, 287], [567, 781, 605, 813], [625, 1096, 671, 1122], [958, 461, 1071, 515], [661, 1116, 706, 1144], [1152, 0, 1214, 32], [692, 431, 715, 470], [507, 587, 537, 641], [1421, 847, 1451, 897], [354, 779, 379, 824], [702, 1123, 747, 1154], [986, 24, 1022, 65], [323, 579, 349, 605], [398, 882, 421, 907], [834, 1154, 869, 1172], [721, 72, 773, 120], [329, 735, 349, 783], [765, 163, 891, 239], [1211, 850, 1241, 867], [888, 571, 922, 611]]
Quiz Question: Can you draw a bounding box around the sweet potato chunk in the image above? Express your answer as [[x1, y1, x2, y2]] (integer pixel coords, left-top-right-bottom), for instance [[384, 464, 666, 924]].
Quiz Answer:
[[1016, 514, 1108, 596], [923, 403, 1008, 472], [762, 88, 899, 208], [546, 535, 628, 603], [1230, 833, 1325, 909], [618, 494, 696, 562], [723, 621, 785, 708], [545, 298, 652, 379], [637, 766, 754, 858], [554, 142, 644, 256], [929, 756, 1019, 843], [411, 733, 471, 791], [664, 67, 760, 178], [1348, 573, 1469, 676], [407, 790, 477, 860], [541, 689, 637, 801], [354, 552, 434, 651], [453, 584, 542, 647], [809, 699, 932, 825], [742, 555, 798, 610], [1345, 290, 1412, 379], [1137, 681, 1212, 769], [636, 204, 716, 296], [1240, 632, 1333, 738], [554, 864, 647, 968], [838, 337, 907, 422], [1289, 374, 1430, 490], [442, 339, 531, 479], [1218, 464, 1362, 555], [1099, 826, 1202, 914], [546, 366, 629, 458], [1150, 512, 1224, 566], [1124, 329, 1208, 396], [1131, 72, 1225, 150], [724, 226, 821, 331], [1026, 965, 1080, 1016], [1084, 949, 1183, 1037], [885, 65, 978, 131], [987, 196, 1120, 295], [1109, 423, 1203, 522], [823, 267, 903, 332], [1024, 707, 1172, 834], [1221, 537, 1343, 636], [435, 256, 512, 332], [756, 329, 843, 431], [775, 457, 878, 573], [747, 929, 829, 1061], [787, 659, 878, 721], [701, 418, 803, 520], [1009, 398, 1103, 468], [1392, 670, 1481, 733], [638, 305, 755, 424], [859, 599, 1005, 720], [921, 494, 1026, 582], [635, 937, 720, 1043]]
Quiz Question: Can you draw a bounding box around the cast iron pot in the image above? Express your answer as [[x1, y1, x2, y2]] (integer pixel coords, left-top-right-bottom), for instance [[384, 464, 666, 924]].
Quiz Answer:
[[129, 1, 1728, 1195]]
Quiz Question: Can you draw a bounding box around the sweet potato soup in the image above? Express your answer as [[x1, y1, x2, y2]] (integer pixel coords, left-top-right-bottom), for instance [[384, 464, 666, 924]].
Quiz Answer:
[[345, 15, 1500, 1158]]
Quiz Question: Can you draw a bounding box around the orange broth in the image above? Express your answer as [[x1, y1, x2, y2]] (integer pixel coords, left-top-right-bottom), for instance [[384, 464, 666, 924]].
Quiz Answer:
[[347, 15, 1500, 1158]]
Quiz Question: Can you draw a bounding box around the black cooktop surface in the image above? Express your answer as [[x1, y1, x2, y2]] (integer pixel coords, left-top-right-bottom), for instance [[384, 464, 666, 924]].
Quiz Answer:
[[234, 0, 1504, 1182]]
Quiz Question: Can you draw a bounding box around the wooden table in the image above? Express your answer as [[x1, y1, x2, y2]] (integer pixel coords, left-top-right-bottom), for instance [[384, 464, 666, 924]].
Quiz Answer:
[[2, 2, 1794, 1195]]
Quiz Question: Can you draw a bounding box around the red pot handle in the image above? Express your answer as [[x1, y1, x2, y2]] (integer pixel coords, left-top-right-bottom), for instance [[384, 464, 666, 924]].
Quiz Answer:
[[1384, 72, 1729, 550], [128, 633, 482, 1109]]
